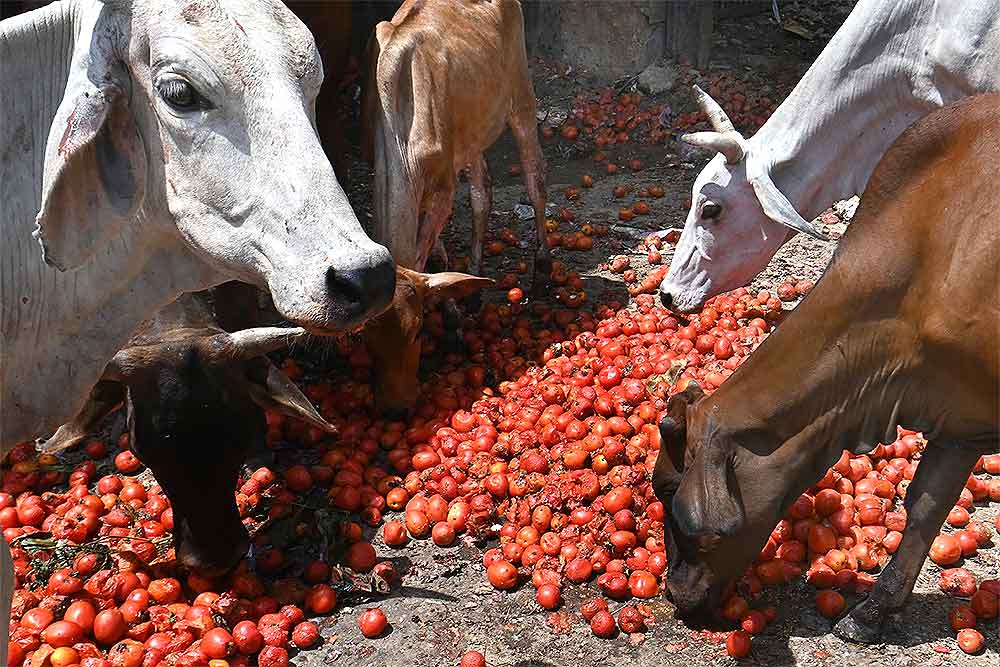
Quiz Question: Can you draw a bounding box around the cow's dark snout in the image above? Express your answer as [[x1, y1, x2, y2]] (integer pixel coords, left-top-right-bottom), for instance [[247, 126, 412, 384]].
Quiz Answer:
[[326, 253, 395, 323], [659, 288, 674, 309]]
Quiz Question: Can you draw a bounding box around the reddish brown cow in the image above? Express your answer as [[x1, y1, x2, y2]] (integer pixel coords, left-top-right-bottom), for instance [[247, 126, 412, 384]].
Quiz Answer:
[[653, 94, 999, 642], [362, 267, 493, 416], [215, 268, 493, 418], [362, 0, 549, 279]]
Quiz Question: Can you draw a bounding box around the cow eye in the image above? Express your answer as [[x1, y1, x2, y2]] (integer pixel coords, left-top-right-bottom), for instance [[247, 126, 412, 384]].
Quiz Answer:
[[156, 75, 209, 112], [701, 202, 722, 219]]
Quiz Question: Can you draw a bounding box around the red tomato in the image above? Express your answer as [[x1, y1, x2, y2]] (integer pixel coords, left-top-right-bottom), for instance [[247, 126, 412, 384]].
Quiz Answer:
[[726, 630, 752, 658], [93, 609, 127, 645], [929, 534, 962, 566], [486, 560, 518, 590], [42, 620, 84, 648], [358, 608, 388, 638], [957, 628, 985, 655], [815, 590, 846, 619]]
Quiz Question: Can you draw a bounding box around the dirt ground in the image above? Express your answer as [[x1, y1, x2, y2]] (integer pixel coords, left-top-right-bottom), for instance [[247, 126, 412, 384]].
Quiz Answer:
[[285, 3, 998, 667], [17, 3, 994, 666]]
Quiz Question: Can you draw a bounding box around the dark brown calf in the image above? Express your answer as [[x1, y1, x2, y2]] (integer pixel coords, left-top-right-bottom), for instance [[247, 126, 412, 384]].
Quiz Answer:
[[42, 294, 335, 574], [653, 94, 999, 642]]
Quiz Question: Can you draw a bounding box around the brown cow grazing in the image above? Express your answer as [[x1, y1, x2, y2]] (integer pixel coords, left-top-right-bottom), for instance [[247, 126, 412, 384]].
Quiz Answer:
[[214, 269, 494, 419], [42, 293, 336, 574], [653, 94, 999, 643], [362, 0, 549, 280], [363, 267, 493, 417]]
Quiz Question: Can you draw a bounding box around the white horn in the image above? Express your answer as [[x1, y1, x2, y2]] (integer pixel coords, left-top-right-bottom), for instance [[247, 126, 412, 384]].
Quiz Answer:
[[680, 131, 745, 165], [692, 85, 736, 134], [749, 167, 830, 241], [227, 327, 310, 360]]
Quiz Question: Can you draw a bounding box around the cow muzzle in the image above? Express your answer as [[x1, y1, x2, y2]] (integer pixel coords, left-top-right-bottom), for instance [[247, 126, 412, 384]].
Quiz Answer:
[[174, 515, 251, 577], [665, 562, 719, 624], [270, 245, 396, 334]]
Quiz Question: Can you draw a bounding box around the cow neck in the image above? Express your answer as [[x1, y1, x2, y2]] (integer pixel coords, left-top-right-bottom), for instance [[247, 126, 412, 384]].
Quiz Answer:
[[0, 2, 222, 447], [749, 0, 939, 223], [689, 229, 918, 483]]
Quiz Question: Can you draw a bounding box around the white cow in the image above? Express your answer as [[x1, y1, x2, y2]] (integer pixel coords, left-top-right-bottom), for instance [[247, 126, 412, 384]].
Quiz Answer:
[[659, 0, 1000, 312], [1, 2, 395, 662]]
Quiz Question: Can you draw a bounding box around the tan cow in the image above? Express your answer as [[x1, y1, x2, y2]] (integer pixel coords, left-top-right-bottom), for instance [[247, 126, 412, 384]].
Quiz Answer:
[[362, 0, 549, 280]]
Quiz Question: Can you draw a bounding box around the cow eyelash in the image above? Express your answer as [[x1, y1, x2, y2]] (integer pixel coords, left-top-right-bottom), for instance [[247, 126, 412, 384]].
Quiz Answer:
[[156, 75, 211, 113]]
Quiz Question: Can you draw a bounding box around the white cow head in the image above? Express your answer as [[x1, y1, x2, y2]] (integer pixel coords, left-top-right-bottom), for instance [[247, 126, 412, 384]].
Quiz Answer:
[[34, 0, 395, 332], [659, 86, 828, 313]]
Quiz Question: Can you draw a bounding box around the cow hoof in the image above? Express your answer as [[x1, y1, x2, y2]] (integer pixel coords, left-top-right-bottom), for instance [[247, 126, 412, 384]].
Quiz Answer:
[[833, 606, 884, 644]]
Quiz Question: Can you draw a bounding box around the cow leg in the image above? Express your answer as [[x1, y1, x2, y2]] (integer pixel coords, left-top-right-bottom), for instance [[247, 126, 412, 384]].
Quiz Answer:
[[418, 189, 465, 351], [833, 442, 981, 643], [468, 154, 493, 277], [427, 237, 449, 274], [1, 535, 13, 667], [416, 190, 455, 270], [508, 106, 550, 291]]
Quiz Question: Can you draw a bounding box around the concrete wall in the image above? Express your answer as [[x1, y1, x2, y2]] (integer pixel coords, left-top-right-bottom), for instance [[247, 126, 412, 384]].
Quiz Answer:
[[523, 1, 667, 77]]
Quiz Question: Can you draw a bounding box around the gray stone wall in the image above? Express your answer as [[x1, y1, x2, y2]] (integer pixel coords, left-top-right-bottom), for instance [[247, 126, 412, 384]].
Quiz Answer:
[[523, 1, 667, 77]]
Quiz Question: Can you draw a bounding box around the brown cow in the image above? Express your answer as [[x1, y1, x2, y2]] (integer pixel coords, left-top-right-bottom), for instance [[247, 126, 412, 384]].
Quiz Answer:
[[363, 266, 493, 416], [362, 0, 549, 280], [214, 269, 494, 419], [653, 94, 999, 642], [42, 293, 336, 574]]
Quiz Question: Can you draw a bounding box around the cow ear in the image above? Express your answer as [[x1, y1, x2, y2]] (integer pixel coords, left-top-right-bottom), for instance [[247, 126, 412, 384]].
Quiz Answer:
[[37, 381, 125, 454], [661, 382, 704, 469], [246, 362, 338, 435], [423, 272, 495, 302], [654, 381, 703, 501], [34, 4, 146, 271]]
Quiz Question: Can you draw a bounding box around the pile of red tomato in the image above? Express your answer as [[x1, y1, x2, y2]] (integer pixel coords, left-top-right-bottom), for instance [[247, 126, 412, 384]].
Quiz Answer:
[[544, 71, 778, 154], [2, 265, 997, 665]]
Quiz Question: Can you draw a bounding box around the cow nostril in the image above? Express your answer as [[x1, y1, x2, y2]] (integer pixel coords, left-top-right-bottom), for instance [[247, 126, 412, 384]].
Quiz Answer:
[[660, 289, 674, 308], [326, 266, 365, 308], [326, 259, 396, 321]]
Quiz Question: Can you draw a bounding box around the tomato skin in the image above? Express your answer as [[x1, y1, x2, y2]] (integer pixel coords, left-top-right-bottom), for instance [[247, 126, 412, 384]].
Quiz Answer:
[[957, 628, 985, 655], [42, 620, 84, 648], [628, 570, 659, 598], [358, 608, 388, 638], [535, 583, 561, 610], [590, 610, 618, 638], [815, 590, 846, 619], [305, 584, 337, 615], [486, 560, 518, 590], [929, 534, 962, 565], [460, 651, 487, 667], [291, 621, 320, 649], [257, 646, 291, 667], [232, 620, 264, 655], [726, 630, 752, 658], [107, 638, 144, 667], [200, 628, 235, 659], [93, 610, 128, 646], [64, 600, 97, 635]]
